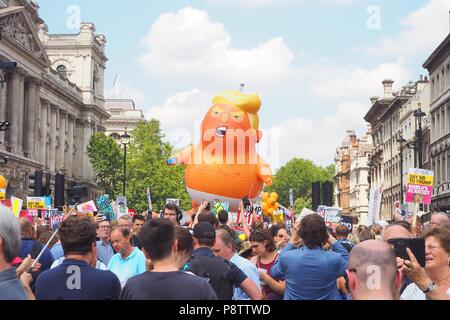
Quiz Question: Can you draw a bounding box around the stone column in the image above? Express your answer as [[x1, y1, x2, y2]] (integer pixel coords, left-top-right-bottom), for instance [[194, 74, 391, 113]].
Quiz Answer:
[[40, 101, 49, 166], [0, 76, 7, 146], [81, 121, 93, 179], [58, 110, 67, 171], [34, 81, 42, 161], [25, 78, 37, 159], [72, 119, 82, 179], [9, 69, 25, 154], [66, 115, 75, 178], [49, 105, 57, 172]]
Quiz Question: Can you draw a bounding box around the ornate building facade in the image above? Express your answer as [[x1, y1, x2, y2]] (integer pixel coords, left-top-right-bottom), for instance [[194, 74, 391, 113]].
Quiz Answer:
[[0, 0, 109, 201], [423, 32, 450, 213], [334, 130, 372, 224], [104, 98, 145, 142]]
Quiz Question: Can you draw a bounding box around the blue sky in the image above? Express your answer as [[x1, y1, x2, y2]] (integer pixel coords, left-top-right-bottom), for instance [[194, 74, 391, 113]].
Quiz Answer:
[[38, 0, 450, 168]]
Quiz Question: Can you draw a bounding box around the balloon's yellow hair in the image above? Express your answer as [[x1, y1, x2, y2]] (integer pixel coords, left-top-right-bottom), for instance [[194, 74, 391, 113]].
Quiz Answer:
[[212, 91, 261, 129]]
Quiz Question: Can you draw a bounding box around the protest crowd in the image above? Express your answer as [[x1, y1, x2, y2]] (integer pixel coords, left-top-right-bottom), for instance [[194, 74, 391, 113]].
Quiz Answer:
[[0, 196, 449, 301]]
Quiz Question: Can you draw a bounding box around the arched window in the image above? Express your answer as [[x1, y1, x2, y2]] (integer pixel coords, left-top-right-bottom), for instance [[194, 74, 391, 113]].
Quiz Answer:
[[57, 65, 67, 79], [110, 133, 120, 140]]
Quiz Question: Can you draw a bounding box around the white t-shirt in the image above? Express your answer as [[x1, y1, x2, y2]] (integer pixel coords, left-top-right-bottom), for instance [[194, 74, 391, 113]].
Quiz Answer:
[[401, 283, 450, 300]]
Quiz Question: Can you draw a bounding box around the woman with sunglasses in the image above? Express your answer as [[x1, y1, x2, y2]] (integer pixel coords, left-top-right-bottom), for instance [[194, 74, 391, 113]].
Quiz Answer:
[[249, 229, 285, 300]]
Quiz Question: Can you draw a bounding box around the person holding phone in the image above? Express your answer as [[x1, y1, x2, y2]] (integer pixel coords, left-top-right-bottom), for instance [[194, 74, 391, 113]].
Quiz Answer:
[[401, 227, 450, 300]]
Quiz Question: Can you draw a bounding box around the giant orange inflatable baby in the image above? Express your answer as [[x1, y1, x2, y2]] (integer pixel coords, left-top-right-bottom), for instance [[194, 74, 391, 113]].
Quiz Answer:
[[169, 91, 273, 211]]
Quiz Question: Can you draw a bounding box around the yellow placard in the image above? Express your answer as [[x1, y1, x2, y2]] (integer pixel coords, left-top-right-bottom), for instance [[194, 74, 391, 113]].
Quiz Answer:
[[273, 210, 285, 224], [407, 173, 433, 186], [27, 197, 45, 210]]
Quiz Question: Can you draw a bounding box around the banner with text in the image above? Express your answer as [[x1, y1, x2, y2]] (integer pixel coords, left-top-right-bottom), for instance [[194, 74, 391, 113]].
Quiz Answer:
[[405, 168, 434, 205]]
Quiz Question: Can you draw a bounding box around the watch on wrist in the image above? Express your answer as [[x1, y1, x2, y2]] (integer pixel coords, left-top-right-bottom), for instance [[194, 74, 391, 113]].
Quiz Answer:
[[422, 282, 436, 294]]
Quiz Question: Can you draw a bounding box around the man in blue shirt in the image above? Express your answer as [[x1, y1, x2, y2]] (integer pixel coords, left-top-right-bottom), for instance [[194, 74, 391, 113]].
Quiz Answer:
[[108, 226, 146, 288], [271, 214, 349, 300], [0, 206, 27, 300], [212, 227, 262, 300], [96, 220, 114, 265], [35, 217, 121, 300]]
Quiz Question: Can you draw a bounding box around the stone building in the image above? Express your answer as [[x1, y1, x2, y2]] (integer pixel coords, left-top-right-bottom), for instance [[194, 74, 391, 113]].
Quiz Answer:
[[104, 98, 145, 142], [0, 0, 109, 201], [334, 130, 372, 224], [423, 32, 450, 212]]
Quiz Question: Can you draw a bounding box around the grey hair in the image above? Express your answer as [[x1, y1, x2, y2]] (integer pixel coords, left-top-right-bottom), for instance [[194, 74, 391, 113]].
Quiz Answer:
[[0, 205, 21, 263]]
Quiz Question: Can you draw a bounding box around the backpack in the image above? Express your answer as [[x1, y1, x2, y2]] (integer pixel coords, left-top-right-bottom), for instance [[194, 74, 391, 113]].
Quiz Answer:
[[187, 254, 234, 300]]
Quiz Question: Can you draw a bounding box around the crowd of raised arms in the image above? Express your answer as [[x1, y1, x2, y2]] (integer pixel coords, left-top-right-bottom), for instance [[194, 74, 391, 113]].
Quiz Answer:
[[0, 201, 449, 300]]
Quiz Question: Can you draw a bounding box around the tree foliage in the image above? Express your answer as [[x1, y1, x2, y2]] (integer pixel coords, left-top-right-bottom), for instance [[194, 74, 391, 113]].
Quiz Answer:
[[125, 120, 191, 212], [265, 158, 334, 212], [87, 133, 123, 198]]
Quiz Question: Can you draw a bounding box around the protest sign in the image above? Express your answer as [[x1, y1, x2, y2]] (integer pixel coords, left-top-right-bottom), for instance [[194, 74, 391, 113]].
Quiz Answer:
[[27, 209, 39, 223], [44, 196, 53, 210], [0, 187, 5, 200], [368, 187, 382, 226], [273, 209, 285, 224], [405, 169, 434, 205], [212, 200, 230, 215], [0, 199, 12, 209], [11, 197, 23, 218], [166, 198, 180, 206], [27, 197, 46, 210], [77, 200, 98, 213], [340, 215, 354, 232], [317, 206, 342, 224], [116, 196, 128, 219], [96, 195, 116, 221]]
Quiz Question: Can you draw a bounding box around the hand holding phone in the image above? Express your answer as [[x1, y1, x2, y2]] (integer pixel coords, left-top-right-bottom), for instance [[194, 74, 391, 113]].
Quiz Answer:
[[392, 238, 425, 268]]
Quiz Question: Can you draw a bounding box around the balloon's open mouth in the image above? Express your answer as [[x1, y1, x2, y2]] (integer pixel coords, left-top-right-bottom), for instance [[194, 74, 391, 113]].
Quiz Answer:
[[216, 126, 228, 137]]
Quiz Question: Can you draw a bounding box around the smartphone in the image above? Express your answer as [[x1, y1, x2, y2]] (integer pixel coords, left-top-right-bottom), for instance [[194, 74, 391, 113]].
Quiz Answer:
[[393, 238, 426, 268], [204, 201, 211, 211]]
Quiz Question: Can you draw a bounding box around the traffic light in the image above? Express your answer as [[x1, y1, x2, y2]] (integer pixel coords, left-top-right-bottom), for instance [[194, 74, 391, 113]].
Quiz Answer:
[[28, 171, 43, 196], [312, 181, 321, 211], [322, 181, 334, 207], [43, 172, 51, 196], [67, 185, 88, 206], [54, 173, 65, 208]]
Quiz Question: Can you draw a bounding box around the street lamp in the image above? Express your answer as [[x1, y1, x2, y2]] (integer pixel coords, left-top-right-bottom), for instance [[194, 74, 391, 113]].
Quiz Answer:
[[414, 107, 426, 169], [120, 131, 131, 196], [397, 135, 407, 203]]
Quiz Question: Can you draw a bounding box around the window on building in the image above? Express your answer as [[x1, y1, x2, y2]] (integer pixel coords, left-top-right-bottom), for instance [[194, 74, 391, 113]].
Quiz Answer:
[[57, 65, 67, 80]]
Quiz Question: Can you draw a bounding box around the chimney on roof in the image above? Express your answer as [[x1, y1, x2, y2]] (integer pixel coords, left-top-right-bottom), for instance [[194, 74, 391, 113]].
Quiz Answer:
[[382, 79, 394, 99], [370, 96, 379, 105]]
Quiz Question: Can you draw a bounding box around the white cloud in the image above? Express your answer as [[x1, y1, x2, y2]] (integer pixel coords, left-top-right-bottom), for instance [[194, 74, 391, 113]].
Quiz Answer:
[[138, 7, 295, 91], [267, 100, 369, 167], [305, 59, 412, 101], [146, 89, 212, 149], [360, 0, 450, 58]]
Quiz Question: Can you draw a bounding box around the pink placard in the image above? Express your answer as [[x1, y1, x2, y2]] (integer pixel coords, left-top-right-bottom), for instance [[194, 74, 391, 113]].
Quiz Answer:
[[405, 184, 432, 205]]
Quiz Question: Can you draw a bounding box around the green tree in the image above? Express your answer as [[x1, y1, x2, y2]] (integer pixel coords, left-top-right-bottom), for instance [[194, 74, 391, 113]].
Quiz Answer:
[[265, 158, 334, 212], [87, 133, 123, 198], [126, 120, 191, 212]]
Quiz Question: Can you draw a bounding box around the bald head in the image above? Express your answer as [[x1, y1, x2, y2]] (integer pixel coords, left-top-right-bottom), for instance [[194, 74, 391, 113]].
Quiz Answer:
[[348, 240, 399, 299], [19, 218, 34, 239], [430, 213, 449, 229], [382, 225, 412, 242]]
